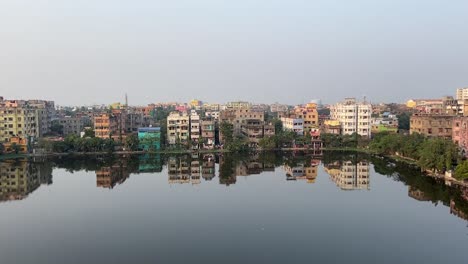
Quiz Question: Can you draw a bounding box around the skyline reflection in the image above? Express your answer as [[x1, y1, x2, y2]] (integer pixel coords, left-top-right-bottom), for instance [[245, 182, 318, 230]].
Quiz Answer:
[[1, 152, 468, 222]]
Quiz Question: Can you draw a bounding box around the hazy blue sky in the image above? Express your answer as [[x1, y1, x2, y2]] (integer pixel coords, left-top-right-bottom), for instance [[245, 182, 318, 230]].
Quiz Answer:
[[1, 0, 467, 106]]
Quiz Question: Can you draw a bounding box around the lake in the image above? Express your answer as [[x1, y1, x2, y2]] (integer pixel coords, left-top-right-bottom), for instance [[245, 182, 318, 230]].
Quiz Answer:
[[0, 151, 467, 264]]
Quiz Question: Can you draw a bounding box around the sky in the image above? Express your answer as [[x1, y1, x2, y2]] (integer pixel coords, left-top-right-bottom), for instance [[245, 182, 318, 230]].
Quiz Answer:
[[1, 0, 467, 106]]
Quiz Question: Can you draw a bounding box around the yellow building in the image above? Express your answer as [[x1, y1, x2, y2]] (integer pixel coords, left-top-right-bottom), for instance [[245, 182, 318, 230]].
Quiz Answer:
[[0, 106, 40, 152], [406, 100, 417, 108], [294, 103, 319, 133]]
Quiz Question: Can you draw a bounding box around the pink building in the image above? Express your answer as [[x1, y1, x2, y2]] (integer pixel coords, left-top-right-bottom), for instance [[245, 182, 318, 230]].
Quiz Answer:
[[452, 117, 468, 156]]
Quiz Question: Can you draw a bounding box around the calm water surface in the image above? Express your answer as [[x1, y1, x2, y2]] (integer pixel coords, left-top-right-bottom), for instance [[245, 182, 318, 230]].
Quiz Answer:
[[1, 152, 467, 264]]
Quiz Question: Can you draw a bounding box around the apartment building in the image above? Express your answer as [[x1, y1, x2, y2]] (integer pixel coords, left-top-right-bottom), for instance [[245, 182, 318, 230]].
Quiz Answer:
[[410, 114, 453, 139], [58, 116, 84, 136], [190, 111, 201, 148], [456, 87, 468, 101], [0, 98, 55, 149], [452, 117, 468, 156], [330, 98, 372, 137], [225, 101, 252, 109], [94, 113, 117, 139], [294, 103, 319, 133], [94, 110, 128, 141], [201, 119, 215, 149], [270, 102, 289, 113], [281, 117, 304, 135], [138, 127, 161, 151], [220, 108, 265, 138], [167, 111, 190, 146], [0, 105, 41, 149], [241, 119, 264, 147]]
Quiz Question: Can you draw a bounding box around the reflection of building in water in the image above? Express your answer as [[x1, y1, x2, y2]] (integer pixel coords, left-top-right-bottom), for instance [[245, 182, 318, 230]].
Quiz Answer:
[[0, 160, 52, 202], [408, 186, 431, 201], [168, 156, 191, 184], [138, 154, 162, 173], [191, 156, 201, 185], [96, 162, 130, 189], [284, 160, 319, 183], [201, 154, 215, 181], [325, 161, 370, 190], [219, 154, 276, 186]]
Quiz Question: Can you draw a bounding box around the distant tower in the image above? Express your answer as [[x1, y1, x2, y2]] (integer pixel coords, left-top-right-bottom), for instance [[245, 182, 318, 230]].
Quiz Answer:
[[125, 93, 128, 107]]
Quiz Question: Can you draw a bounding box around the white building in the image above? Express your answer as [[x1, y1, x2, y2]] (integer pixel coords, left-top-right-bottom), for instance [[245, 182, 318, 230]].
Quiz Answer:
[[167, 112, 190, 145], [330, 98, 372, 137], [456, 87, 468, 100], [281, 117, 304, 135], [190, 110, 200, 144]]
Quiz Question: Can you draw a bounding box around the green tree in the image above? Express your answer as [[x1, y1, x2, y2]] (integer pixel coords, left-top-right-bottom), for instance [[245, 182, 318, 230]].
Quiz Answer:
[[125, 134, 139, 151], [0, 143, 4, 155], [259, 136, 276, 149], [418, 138, 459, 173], [220, 121, 234, 146], [50, 120, 64, 136], [83, 128, 95, 138], [455, 160, 468, 180], [273, 119, 283, 135], [397, 112, 411, 130]]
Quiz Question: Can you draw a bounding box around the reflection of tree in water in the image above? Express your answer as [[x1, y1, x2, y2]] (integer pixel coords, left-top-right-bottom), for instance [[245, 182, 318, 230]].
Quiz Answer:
[[371, 155, 468, 221]]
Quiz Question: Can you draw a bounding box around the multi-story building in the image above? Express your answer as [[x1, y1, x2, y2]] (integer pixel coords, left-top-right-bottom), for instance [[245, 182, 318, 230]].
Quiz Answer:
[[0, 104, 41, 150], [27, 100, 55, 136], [58, 116, 84, 136], [167, 111, 190, 146], [294, 103, 319, 133], [270, 102, 289, 113], [241, 119, 264, 147], [94, 113, 117, 139], [219, 108, 265, 140], [456, 87, 468, 101], [225, 101, 252, 109], [138, 127, 161, 151], [190, 111, 201, 148], [94, 110, 127, 141], [204, 111, 220, 120], [410, 114, 453, 139], [330, 98, 372, 137], [452, 117, 468, 156], [201, 119, 215, 149], [263, 122, 275, 137], [281, 117, 304, 135]]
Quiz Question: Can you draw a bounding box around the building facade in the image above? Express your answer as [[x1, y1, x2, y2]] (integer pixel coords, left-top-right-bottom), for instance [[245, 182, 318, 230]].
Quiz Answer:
[[410, 114, 453, 139], [330, 98, 372, 137], [138, 127, 161, 151], [167, 112, 190, 146], [281, 117, 304, 135]]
